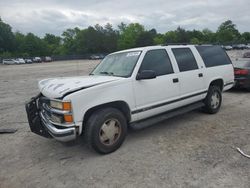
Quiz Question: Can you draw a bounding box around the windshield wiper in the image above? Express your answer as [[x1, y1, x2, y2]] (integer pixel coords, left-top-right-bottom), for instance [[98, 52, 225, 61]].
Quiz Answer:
[[98, 71, 124, 77], [100, 71, 114, 76]]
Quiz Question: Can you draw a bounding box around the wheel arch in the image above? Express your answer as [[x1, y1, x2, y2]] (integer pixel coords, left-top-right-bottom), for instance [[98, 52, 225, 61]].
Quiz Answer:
[[209, 78, 224, 91], [83, 101, 132, 125]]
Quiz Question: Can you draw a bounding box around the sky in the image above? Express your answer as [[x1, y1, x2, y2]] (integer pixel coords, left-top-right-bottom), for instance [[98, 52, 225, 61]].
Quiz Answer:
[[0, 0, 249, 37]]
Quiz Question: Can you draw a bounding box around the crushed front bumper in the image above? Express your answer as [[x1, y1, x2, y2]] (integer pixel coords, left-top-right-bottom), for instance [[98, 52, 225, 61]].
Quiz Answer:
[[25, 94, 77, 142]]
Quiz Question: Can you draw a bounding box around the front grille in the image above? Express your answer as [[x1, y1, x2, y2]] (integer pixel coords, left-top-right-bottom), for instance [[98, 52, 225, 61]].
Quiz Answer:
[[38, 95, 74, 127], [38, 96, 55, 123], [38, 96, 50, 109]]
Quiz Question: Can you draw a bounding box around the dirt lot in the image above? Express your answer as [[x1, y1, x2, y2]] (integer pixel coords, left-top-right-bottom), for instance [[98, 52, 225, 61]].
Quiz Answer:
[[0, 54, 250, 187]]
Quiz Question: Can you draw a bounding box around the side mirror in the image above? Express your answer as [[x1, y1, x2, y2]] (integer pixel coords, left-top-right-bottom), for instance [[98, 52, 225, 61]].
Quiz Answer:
[[136, 70, 156, 80]]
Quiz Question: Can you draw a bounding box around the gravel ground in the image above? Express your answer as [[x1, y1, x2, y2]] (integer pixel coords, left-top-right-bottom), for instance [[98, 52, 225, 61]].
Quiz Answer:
[[227, 49, 250, 61], [0, 52, 250, 188]]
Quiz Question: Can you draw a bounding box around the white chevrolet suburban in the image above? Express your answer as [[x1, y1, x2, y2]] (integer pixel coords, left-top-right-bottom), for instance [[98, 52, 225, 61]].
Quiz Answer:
[[26, 45, 234, 154]]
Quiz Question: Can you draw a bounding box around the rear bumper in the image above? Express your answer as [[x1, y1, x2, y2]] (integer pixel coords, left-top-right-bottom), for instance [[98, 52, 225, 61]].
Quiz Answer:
[[25, 95, 77, 142], [234, 78, 250, 89]]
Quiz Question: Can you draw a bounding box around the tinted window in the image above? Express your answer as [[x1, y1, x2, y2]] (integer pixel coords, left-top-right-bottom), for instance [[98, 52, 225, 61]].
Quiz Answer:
[[196, 46, 232, 67], [140, 49, 173, 76], [172, 48, 198, 72]]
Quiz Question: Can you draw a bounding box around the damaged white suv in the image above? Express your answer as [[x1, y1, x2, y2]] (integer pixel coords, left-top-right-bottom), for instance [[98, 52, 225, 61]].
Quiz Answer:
[[26, 45, 234, 154]]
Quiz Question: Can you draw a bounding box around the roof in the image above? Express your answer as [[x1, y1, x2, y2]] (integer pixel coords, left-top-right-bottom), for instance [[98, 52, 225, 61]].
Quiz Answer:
[[111, 45, 198, 55]]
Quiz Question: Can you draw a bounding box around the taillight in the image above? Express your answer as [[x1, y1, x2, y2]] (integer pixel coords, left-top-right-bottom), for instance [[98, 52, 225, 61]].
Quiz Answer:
[[234, 69, 249, 75]]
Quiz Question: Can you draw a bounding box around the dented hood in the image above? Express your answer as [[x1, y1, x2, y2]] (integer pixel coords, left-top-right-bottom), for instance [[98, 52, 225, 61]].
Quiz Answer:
[[38, 76, 121, 99]]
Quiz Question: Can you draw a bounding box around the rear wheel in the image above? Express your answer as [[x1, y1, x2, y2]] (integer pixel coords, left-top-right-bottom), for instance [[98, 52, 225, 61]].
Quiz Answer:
[[85, 107, 127, 154], [203, 85, 222, 114]]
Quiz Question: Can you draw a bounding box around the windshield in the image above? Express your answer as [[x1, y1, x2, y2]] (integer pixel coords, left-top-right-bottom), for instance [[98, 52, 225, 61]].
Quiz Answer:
[[91, 51, 141, 77]]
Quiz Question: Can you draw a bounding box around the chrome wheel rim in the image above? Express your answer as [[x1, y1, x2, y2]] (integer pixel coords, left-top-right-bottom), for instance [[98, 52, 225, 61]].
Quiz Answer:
[[211, 92, 220, 109], [99, 119, 121, 146]]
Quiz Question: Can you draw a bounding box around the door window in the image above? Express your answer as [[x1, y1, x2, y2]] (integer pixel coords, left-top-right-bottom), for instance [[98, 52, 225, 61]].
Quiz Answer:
[[139, 49, 174, 76], [172, 48, 198, 72]]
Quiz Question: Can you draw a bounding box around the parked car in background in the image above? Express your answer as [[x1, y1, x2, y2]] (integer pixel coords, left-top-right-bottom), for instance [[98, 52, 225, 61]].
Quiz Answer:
[[233, 60, 250, 90], [89, 55, 101, 60], [243, 52, 250, 58], [44, 56, 52, 62], [16, 58, 25, 64], [25, 59, 33, 64], [99, 54, 106, 59], [232, 44, 237, 49], [224, 45, 233, 50], [246, 44, 250, 49], [90, 54, 106, 60], [233, 44, 247, 50], [33, 57, 42, 63], [2, 59, 17, 65]]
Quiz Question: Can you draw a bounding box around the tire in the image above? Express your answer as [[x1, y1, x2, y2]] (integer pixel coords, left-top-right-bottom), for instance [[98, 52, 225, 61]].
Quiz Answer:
[[85, 107, 127, 154], [203, 85, 222, 114]]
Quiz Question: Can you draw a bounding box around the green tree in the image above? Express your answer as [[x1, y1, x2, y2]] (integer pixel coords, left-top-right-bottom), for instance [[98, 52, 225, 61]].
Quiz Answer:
[[188, 30, 204, 43], [202, 29, 216, 43], [75, 26, 102, 54], [137, 29, 157, 47], [0, 51, 12, 58], [0, 18, 15, 53], [117, 23, 145, 49], [102, 23, 119, 52], [1, 19, 250, 58], [136, 31, 154, 47], [43, 33, 62, 55], [22, 33, 48, 56], [117, 22, 127, 33], [190, 37, 200, 44], [44, 33, 61, 45], [216, 20, 240, 44], [175, 27, 190, 43], [75, 23, 118, 54], [164, 31, 178, 43], [241, 32, 250, 43], [62, 27, 80, 55], [14, 32, 26, 56], [153, 34, 165, 45]]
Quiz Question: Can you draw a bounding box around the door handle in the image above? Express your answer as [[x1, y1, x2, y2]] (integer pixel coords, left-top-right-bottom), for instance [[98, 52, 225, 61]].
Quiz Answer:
[[173, 78, 179, 83], [198, 73, 203, 77]]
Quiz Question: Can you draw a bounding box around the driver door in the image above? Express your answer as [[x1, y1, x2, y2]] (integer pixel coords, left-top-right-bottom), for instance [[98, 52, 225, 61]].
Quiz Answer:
[[132, 49, 180, 121]]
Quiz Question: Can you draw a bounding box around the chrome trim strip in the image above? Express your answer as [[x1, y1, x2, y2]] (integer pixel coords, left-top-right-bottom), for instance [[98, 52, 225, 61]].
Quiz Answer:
[[41, 110, 75, 127], [131, 90, 207, 114], [224, 82, 234, 87], [40, 112, 76, 142]]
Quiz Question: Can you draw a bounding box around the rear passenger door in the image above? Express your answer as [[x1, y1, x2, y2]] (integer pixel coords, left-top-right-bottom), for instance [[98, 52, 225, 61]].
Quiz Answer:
[[133, 49, 180, 120], [171, 47, 206, 101]]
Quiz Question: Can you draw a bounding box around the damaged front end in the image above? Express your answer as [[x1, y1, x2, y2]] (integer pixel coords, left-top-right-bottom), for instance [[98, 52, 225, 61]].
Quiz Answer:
[[25, 94, 77, 142]]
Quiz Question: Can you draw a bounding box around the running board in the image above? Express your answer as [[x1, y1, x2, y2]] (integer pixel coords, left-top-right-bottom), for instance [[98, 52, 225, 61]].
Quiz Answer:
[[129, 102, 204, 130]]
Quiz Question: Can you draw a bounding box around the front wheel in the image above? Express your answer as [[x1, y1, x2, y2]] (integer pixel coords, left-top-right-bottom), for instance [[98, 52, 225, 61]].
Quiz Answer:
[[85, 108, 127, 154], [203, 85, 222, 114]]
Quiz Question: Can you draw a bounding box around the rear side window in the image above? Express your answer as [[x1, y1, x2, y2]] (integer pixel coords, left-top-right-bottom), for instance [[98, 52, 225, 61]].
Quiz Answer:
[[172, 48, 198, 72], [196, 46, 232, 67], [140, 49, 174, 76]]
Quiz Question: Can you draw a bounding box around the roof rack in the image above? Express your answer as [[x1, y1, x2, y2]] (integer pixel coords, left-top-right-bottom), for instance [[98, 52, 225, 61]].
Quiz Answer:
[[162, 43, 217, 46], [162, 43, 189, 46]]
